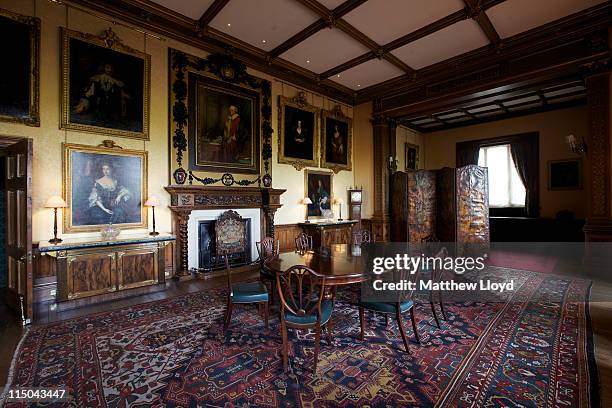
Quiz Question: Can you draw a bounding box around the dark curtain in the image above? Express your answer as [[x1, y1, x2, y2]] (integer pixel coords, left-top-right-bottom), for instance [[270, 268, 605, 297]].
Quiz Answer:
[[510, 135, 539, 217], [456, 141, 480, 167]]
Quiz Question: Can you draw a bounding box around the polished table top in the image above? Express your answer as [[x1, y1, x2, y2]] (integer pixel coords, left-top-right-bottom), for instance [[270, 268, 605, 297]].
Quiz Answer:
[[264, 244, 368, 285]]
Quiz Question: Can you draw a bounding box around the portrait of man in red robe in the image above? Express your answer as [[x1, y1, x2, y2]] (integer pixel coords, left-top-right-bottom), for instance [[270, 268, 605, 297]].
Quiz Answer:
[[223, 105, 240, 163]]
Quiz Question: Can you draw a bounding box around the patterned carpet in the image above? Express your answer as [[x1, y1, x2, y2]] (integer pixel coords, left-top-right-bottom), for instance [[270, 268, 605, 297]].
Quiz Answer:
[[2, 267, 597, 407]]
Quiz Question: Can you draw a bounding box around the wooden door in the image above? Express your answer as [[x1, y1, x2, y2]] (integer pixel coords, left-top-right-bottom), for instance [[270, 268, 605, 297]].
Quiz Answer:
[[116, 246, 159, 290], [5, 138, 33, 324]]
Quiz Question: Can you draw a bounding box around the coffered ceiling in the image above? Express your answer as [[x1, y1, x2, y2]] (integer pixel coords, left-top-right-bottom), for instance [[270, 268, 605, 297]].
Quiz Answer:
[[145, 0, 607, 90], [72, 0, 611, 121]]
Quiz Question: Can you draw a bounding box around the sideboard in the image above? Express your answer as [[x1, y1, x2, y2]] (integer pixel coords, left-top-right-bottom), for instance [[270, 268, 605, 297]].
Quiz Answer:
[[37, 234, 175, 308], [297, 220, 359, 249]]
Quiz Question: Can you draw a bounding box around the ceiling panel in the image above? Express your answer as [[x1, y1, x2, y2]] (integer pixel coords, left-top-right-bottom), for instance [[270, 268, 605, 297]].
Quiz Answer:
[[391, 19, 489, 69], [317, 0, 347, 9], [330, 59, 405, 90], [280, 28, 370, 74], [150, 0, 216, 19], [209, 0, 320, 51], [487, 0, 607, 39], [343, 0, 465, 45]]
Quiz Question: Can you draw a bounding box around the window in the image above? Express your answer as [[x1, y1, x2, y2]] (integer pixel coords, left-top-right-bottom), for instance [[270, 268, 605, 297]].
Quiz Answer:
[[478, 144, 526, 208]]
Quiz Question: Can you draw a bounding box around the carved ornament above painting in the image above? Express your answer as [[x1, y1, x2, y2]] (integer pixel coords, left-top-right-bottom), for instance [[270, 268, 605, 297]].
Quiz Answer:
[[169, 48, 273, 188]]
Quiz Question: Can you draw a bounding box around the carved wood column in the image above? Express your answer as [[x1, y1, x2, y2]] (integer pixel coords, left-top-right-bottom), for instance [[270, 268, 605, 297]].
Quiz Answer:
[[583, 61, 612, 241], [173, 210, 191, 279], [371, 114, 391, 241]]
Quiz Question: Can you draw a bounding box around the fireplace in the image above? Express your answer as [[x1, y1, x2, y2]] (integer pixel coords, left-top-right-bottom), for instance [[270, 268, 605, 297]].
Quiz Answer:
[[186, 208, 261, 271], [197, 219, 252, 271], [165, 185, 285, 277]]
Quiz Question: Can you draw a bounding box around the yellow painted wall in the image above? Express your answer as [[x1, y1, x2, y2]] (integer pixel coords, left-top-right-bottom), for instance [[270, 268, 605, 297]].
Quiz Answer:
[[353, 102, 373, 218], [0, 0, 366, 242], [423, 106, 590, 219], [396, 125, 425, 171]]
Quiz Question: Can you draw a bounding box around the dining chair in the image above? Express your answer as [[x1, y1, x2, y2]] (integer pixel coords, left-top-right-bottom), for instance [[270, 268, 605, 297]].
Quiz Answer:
[[256, 236, 280, 303], [216, 210, 269, 331], [421, 235, 448, 327], [352, 229, 373, 245], [358, 266, 420, 353], [294, 232, 313, 251], [276, 264, 333, 373]]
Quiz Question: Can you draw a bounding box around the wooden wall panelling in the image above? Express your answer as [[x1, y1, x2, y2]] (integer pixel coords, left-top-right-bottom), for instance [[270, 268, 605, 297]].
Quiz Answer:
[[274, 224, 302, 253]]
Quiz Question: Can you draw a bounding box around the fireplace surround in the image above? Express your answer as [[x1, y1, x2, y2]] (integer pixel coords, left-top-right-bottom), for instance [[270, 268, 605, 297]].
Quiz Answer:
[[165, 185, 285, 277]]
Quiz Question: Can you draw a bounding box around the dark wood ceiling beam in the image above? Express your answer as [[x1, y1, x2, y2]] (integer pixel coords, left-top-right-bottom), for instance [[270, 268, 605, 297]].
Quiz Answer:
[[319, 51, 374, 78], [293, 0, 330, 19], [463, 0, 501, 45], [332, 0, 369, 17], [293, 0, 415, 74], [270, 0, 370, 58], [383, 9, 467, 51], [197, 0, 230, 28], [269, 19, 327, 58]]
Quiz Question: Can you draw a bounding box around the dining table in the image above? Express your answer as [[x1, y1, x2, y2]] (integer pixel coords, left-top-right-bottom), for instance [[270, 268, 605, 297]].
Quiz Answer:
[[263, 244, 370, 287]]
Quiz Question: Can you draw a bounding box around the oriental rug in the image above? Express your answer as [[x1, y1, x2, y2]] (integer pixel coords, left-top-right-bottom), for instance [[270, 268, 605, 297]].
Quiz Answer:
[[1, 267, 597, 407]]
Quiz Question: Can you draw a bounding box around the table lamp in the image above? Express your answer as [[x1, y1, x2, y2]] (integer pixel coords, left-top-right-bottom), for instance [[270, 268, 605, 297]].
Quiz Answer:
[[335, 197, 344, 221], [303, 197, 312, 223], [144, 196, 161, 236], [45, 195, 67, 244]]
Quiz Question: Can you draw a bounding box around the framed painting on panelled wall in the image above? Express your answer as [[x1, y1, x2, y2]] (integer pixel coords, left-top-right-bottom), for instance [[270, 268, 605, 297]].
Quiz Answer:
[[60, 27, 150, 140], [321, 106, 352, 173], [405, 143, 419, 170], [278, 93, 319, 170], [0, 9, 40, 126], [63, 143, 148, 233], [305, 170, 333, 219]]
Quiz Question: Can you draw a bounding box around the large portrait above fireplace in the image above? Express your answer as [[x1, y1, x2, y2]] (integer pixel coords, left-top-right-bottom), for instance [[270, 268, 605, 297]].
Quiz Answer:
[[169, 49, 273, 184], [188, 72, 260, 174]]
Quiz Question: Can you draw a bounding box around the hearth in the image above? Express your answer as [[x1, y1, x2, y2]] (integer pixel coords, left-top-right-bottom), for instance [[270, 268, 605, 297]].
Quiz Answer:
[[197, 219, 251, 271]]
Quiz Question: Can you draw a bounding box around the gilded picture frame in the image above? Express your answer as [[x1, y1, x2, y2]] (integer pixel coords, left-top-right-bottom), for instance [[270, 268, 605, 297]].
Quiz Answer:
[[321, 107, 352, 173], [0, 8, 40, 127], [278, 93, 319, 170], [188, 71, 260, 174], [405, 142, 419, 170], [304, 169, 333, 219], [63, 143, 148, 233], [60, 27, 150, 140]]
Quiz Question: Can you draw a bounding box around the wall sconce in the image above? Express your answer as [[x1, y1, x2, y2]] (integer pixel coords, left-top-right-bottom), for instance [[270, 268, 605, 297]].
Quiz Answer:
[[388, 155, 398, 173], [302, 197, 312, 223], [566, 134, 587, 155]]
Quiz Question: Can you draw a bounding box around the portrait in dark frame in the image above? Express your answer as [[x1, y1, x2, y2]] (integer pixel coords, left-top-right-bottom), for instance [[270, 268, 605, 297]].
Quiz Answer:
[[0, 9, 39, 126], [61, 27, 150, 140], [305, 170, 333, 218], [548, 159, 582, 190], [321, 108, 352, 173], [405, 143, 419, 170], [278, 94, 319, 170], [188, 72, 260, 174], [64, 143, 147, 232]]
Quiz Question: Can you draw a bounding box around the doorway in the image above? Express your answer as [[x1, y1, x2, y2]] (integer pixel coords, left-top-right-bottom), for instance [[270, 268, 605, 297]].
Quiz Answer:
[[0, 136, 32, 324]]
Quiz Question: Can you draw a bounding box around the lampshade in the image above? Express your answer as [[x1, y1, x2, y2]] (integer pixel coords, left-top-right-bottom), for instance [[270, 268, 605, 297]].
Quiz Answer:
[[45, 195, 67, 208], [303, 197, 313, 205], [144, 196, 161, 207], [334, 197, 344, 204]]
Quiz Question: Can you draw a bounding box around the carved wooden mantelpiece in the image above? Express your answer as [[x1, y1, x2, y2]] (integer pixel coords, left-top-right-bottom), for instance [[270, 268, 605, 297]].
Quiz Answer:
[[165, 185, 286, 276]]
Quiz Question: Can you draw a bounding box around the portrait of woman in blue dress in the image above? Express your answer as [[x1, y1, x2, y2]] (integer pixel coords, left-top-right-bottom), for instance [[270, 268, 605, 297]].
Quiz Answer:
[[70, 150, 143, 227]]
